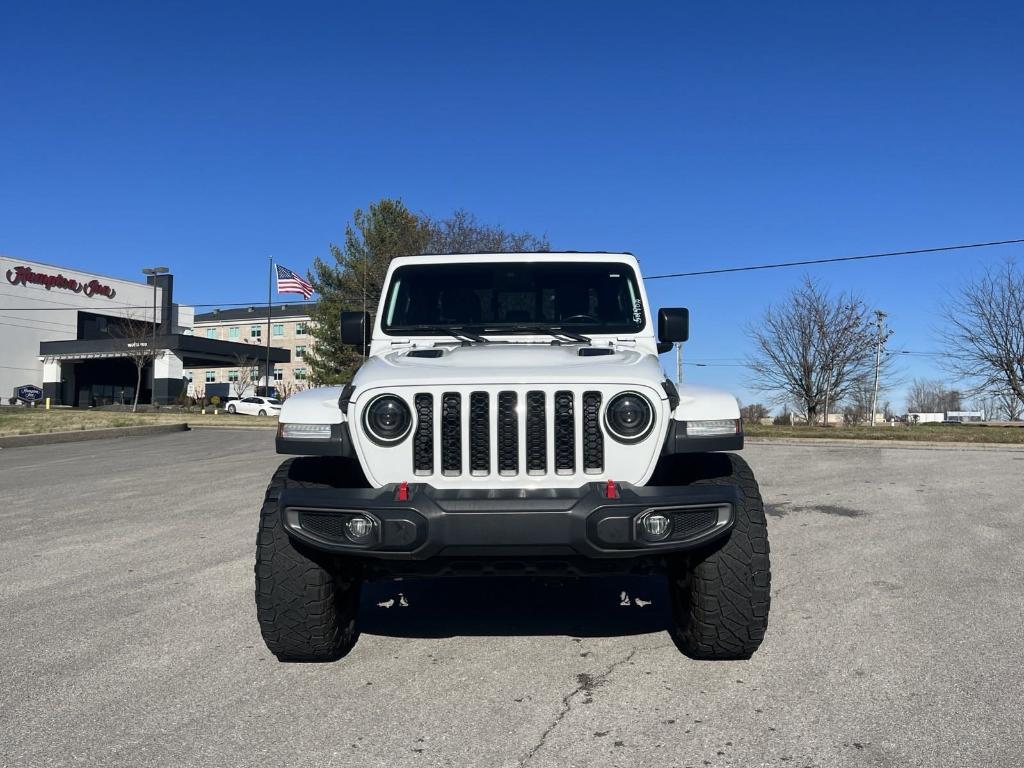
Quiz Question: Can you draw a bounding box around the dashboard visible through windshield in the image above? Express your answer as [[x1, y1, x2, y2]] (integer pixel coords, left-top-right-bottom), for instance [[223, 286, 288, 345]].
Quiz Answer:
[[382, 261, 646, 336]]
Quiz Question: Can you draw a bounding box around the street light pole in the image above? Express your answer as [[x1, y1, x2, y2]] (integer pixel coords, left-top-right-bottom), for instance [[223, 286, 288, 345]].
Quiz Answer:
[[869, 309, 887, 427]]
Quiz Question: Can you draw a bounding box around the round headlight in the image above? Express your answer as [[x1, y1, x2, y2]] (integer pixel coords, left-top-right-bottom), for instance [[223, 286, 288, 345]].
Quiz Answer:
[[363, 394, 412, 444], [605, 391, 654, 442]]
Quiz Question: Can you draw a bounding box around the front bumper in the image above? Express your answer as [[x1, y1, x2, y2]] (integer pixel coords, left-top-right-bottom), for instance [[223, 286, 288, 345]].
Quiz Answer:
[[279, 482, 736, 560]]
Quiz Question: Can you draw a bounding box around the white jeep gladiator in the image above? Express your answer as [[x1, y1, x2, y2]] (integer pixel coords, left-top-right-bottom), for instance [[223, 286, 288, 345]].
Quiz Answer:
[[256, 252, 770, 661]]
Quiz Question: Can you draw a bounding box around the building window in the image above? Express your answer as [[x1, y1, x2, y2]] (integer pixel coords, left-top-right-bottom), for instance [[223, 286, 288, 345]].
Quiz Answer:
[[273, 367, 284, 382], [206, 328, 217, 339], [272, 323, 284, 337], [295, 367, 307, 380], [228, 326, 240, 339], [228, 370, 239, 382], [295, 322, 307, 336], [205, 371, 216, 383], [295, 345, 306, 359], [250, 367, 260, 382], [250, 325, 262, 339]]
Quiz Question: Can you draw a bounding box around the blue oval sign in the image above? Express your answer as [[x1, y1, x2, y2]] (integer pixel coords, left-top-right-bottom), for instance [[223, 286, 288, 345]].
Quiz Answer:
[[15, 384, 43, 402]]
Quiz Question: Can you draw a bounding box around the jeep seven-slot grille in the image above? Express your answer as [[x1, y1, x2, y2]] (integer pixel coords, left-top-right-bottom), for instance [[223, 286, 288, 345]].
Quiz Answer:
[[412, 390, 606, 477]]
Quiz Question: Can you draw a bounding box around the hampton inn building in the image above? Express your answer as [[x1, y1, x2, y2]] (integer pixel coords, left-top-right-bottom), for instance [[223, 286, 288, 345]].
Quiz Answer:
[[0, 255, 289, 406]]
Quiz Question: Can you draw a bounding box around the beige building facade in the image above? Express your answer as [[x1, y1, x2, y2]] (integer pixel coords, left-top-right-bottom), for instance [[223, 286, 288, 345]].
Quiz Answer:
[[186, 305, 313, 396]]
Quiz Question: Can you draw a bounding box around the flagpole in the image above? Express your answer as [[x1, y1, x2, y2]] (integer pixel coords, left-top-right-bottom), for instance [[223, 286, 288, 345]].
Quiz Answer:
[[266, 256, 273, 396]]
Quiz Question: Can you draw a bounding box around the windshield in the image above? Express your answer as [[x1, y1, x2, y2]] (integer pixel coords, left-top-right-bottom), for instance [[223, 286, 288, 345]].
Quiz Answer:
[[382, 261, 645, 336]]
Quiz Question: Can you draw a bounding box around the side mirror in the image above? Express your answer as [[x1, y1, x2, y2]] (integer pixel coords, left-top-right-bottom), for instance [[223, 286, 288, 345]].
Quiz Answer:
[[658, 307, 689, 343], [340, 311, 371, 351]]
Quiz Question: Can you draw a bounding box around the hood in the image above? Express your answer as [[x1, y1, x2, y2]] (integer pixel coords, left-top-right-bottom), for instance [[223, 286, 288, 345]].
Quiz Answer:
[[351, 343, 668, 389]]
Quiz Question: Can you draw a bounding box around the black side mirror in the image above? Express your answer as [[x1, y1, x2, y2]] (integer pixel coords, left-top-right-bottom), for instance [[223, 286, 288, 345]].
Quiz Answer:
[[658, 307, 689, 343], [340, 311, 371, 351]]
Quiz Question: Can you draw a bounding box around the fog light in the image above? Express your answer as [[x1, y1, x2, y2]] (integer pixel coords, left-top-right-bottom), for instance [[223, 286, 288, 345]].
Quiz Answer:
[[345, 515, 376, 543], [639, 512, 672, 541]]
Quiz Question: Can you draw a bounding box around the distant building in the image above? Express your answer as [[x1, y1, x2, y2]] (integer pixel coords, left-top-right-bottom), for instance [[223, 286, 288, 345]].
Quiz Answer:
[[1, 255, 289, 406], [907, 412, 945, 424], [186, 304, 313, 396], [945, 410, 985, 423]]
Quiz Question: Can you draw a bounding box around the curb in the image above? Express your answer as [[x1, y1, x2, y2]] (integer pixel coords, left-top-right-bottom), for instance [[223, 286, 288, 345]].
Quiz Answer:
[[746, 436, 1024, 452], [186, 422, 277, 430], [0, 423, 189, 449]]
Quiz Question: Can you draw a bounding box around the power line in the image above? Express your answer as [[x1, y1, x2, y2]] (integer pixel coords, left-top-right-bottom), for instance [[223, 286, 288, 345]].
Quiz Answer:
[[645, 238, 1024, 280]]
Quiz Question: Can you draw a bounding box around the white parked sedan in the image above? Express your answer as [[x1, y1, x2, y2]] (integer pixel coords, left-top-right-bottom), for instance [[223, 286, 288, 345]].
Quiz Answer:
[[227, 396, 282, 416]]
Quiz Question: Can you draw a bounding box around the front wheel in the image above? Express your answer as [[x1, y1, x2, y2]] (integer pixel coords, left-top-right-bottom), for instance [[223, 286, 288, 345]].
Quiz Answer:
[[258, 409, 267, 416], [667, 453, 771, 660], [255, 458, 362, 662]]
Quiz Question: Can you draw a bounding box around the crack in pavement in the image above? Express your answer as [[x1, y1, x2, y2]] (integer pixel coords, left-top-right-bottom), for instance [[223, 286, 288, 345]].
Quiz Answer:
[[518, 644, 669, 766]]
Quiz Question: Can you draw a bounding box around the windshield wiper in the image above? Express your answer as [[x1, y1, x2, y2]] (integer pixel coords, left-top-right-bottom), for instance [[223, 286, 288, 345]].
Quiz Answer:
[[487, 325, 592, 344], [389, 325, 489, 343]]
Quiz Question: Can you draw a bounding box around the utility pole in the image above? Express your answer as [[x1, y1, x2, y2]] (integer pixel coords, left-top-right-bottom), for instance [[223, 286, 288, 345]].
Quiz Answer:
[[266, 256, 273, 396], [869, 309, 887, 427], [676, 342, 683, 387]]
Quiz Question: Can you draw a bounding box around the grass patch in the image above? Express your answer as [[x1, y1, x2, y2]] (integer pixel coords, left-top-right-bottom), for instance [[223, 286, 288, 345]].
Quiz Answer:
[[745, 422, 1024, 444], [0, 408, 275, 437]]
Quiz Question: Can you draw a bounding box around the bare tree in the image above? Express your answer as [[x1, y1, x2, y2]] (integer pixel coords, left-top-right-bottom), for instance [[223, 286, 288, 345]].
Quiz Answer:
[[109, 313, 158, 412], [746, 277, 880, 425], [906, 377, 962, 413], [942, 260, 1024, 416], [232, 353, 260, 398], [740, 403, 770, 423]]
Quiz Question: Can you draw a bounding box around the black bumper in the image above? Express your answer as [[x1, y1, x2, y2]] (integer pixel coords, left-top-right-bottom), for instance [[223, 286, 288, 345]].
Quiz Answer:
[[279, 482, 737, 560]]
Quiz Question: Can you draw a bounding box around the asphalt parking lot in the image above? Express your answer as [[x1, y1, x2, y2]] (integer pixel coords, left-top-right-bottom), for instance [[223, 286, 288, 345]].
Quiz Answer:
[[2, 430, 1023, 768]]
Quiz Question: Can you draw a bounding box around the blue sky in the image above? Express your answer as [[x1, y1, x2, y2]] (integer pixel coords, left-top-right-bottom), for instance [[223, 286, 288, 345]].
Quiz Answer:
[[2, 2, 1022, 409]]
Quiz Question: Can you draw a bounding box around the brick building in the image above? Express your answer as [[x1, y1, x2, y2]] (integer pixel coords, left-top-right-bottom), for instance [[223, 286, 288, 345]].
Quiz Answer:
[[186, 305, 313, 395]]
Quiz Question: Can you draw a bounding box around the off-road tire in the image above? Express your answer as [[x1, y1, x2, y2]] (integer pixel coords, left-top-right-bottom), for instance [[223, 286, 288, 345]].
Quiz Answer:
[[255, 457, 361, 662], [668, 453, 771, 660], [227, 404, 236, 414]]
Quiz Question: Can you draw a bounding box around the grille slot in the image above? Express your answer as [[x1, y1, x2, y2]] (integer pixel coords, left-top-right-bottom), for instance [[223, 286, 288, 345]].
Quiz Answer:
[[554, 391, 575, 473], [526, 391, 547, 474], [498, 392, 519, 475], [414, 394, 433, 474], [582, 391, 603, 472], [470, 392, 490, 475], [441, 392, 462, 475], [669, 508, 720, 540]]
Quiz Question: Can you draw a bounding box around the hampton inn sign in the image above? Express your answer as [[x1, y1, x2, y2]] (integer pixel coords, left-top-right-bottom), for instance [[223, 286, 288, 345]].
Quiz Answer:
[[5, 265, 117, 299]]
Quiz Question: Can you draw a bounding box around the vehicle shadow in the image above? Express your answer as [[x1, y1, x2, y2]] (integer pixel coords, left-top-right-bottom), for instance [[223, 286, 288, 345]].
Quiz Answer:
[[357, 574, 672, 638]]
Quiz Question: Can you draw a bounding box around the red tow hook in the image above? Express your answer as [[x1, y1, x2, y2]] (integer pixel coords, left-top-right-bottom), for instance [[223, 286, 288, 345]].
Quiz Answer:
[[604, 479, 619, 499], [395, 481, 410, 501]]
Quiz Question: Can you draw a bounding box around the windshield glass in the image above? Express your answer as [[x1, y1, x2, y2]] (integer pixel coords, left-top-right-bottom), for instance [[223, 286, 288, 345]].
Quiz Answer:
[[382, 261, 645, 335]]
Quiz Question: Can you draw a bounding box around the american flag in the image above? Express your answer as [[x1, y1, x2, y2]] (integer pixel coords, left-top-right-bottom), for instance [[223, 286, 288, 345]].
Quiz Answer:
[[275, 264, 313, 299]]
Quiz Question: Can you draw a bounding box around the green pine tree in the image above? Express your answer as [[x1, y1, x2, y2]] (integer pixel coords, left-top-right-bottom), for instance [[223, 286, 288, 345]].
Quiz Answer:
[[305, 199, 431, 384], [305, 198, 550, 385]]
